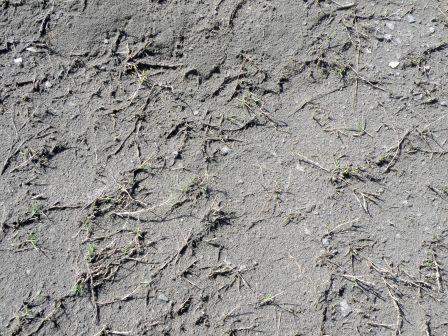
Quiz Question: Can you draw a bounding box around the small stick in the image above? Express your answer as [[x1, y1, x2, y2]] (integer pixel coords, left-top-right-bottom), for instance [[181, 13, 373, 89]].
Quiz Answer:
[[1, 138, 30, 175], [368, 322, 394, 329], [339, 273, 376, 287], [326, 218, 360, 236], [39, 8, 53, 37], [113, 196, 174, 218], [432, 252, 443, 293], [347, 65, 387, 92], [24, 300, 63, 336], [88, 268, 99, 323], [297, 153, 330, 173], [331, 0, 356, 10], [352, 17, 361, 116], [290, 86, 344, 116], [385, 129, 412, 173], [424, 319, 432, 336], [384, 280, 403, 335]]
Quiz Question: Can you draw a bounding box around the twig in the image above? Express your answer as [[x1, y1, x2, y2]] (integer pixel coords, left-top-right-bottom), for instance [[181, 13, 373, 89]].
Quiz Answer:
[[93, 326, 131, 336], [88, 266, 99, 323], [109, 118, 142, 158], [368, 322, 394, 329], [352, 189, 381, 214], [297, 153, 330, 173], [384, 129, 412, 173], [1, 138, 31, 175], [424, 319, 432, 336], [24, 299, 63, 336], [39, 8, 53, 37], [290, 86, 344, 116], [9, 153, 38, 173], [384, 280, 404, 335], [325, 218, 360, 236], [432, 252, 443, 293], [112, 196, 175, 218], [352, 17, 361, 116], [331, 0, 356, 10], [347, 65, 387, 92]]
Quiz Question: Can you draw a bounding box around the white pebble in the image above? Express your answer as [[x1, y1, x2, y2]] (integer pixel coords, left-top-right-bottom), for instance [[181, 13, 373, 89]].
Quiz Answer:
[[220, 146, 231, 155], [26, 46, 39, 53], [388, 61, 400, 69], [340, 300, 352, 317], [14, 57, 22, 65], [386, 22, 395, 30], [157, 293, 169, 302], [407, 14, 416, 23]]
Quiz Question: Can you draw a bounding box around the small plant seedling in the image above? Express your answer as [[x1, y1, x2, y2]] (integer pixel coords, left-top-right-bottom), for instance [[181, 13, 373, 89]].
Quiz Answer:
[[26, 231, 39, 250], [30, 204, 42, 220], [82, 218, 93, 236], [348, 118, 371, 137], [331, 158, 362, 185], [18, 303, 32, 322], [239, 91, 263, 111], [257, 292, 283, 306], [181, 176, 210, 201], [86, 243, 96, 262], [134, 227, 143, 240], [133, 227, 144, 246], [73, 279, 86, 296]]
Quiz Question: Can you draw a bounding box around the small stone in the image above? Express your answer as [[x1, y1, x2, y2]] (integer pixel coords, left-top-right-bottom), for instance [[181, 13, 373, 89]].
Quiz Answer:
[[383, 33, 393, 41], [388, 61, 400, 69], [440, 101, 447, 106], [14, 57, 22, 65], [305, 203, 316, 213], [157, 293, 169, 302], [44, 81, 52, 88], [407, 14, 416, 23], [193, 110, 199, 116], [26, 46, 39, 53], [296, 163, 305, 172], [386, 22, 395, 30], [103, 39, 109, 44], [322, 238, 330, 247], [220, 146, 231, 155], [429, 27, 435, 34], [340, 300, 351, 317]]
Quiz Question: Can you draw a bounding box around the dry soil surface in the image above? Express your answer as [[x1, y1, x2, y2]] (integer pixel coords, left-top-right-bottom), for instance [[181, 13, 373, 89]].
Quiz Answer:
[[1, 0, 448, 335]]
